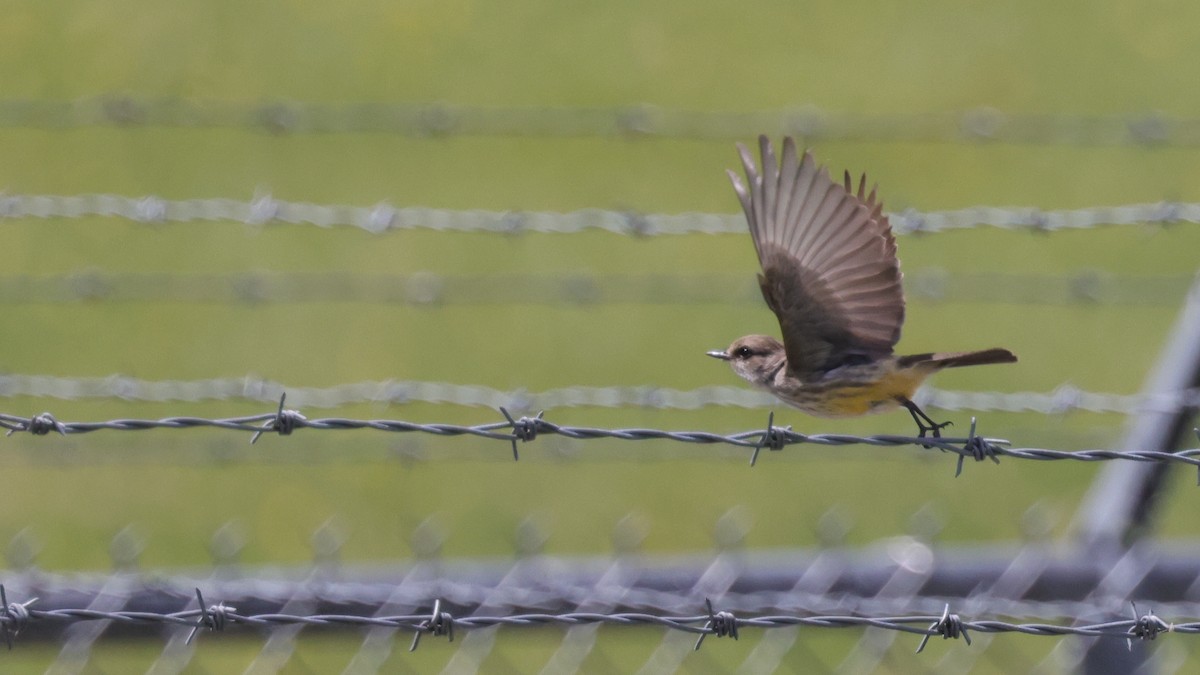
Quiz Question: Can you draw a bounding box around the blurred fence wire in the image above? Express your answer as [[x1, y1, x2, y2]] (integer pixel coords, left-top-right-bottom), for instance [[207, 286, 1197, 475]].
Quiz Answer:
[[12, 541, 1200, 627], [0, 270, 1193, 307], [0, 483, 1195, 671], [2, 406, 1198, 473], [2, 192, 1197, 235], [0, 597, 1193, 650], [0, 373, 1195, 416], [3, 97, 1200, 147], [5, 538, 1200, 657]]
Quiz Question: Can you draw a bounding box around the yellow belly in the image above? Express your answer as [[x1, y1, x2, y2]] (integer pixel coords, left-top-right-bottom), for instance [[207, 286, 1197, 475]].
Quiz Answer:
[[791, 366, 931, 418]]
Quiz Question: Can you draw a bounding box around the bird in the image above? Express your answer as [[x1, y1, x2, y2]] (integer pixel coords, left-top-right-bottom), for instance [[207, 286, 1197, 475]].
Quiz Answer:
[[707, 136, 1016, 437]]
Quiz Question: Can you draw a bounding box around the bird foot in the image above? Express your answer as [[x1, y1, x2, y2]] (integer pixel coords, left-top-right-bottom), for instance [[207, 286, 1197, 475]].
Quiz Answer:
[[915, 418, 953, 439], [900, 397, 952, 444]]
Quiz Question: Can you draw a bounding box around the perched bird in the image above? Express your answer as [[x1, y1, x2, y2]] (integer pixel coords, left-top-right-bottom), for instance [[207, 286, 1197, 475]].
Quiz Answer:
[[708, 136, 1016, 437]]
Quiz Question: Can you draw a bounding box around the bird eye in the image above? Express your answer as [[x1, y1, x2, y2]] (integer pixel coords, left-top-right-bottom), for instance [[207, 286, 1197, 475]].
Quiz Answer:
[[735, 346, 752, 358]]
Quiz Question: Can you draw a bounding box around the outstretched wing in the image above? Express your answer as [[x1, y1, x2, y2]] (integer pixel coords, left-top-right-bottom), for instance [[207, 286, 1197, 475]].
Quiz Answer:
[[727, 135, 904, 376]]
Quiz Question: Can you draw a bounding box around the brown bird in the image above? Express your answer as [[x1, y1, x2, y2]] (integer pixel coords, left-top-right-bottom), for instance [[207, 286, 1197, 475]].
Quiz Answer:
[[708, 136, 1016, 437]]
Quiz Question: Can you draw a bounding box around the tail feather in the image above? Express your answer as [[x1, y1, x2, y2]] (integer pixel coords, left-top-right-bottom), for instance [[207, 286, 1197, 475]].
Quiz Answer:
[[898, 348, 1018, 370]]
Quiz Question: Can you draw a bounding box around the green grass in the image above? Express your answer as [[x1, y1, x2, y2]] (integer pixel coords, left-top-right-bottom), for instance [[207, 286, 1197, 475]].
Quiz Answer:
[[1, 0, 1199, 670]]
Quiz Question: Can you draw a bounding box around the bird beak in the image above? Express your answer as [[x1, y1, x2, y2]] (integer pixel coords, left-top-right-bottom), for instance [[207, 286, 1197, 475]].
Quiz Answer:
[[706, 350, 731, 361]]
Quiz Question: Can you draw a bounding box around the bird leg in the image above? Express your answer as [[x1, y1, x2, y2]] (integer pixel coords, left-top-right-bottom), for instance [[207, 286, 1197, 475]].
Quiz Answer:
[[900, 398, 953, 439]]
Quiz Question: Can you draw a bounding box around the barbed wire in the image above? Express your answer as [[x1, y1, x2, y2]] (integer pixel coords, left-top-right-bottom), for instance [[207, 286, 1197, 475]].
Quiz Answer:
[[14, 581, 1200, 634], [3, 98, 1200, 147], [2, 192, 1197, 235], [0, 587, 1190, 652], [3, 528, 1199, 663], [2, 404, 1198, 473], [0, 270, 1192, 308], [0, 372, 1193, 417], [12, 558, 1200, 628]]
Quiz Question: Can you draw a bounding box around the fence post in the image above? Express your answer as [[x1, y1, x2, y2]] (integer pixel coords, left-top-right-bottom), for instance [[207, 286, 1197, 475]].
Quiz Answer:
[[1072, 277, 1200, 674]]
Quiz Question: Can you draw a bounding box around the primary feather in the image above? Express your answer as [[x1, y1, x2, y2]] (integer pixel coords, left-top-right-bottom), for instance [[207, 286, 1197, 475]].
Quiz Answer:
[[727, 136, 905, 376]]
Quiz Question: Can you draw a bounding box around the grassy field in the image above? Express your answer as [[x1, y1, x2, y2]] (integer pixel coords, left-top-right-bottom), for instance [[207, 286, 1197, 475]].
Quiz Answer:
[[2, 0, 1200, 670]]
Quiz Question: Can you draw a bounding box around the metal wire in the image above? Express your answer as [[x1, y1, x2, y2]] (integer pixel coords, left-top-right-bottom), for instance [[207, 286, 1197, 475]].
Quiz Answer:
[[7, 530, 1200, 654], [2, 97, 1199, 147], [2, 192, 1196, 235], [0, 373, 1193, 417], [0, 595, 1191, 649], [0, 270, 1192, 308], [2, 405, 1199, 471], [13, 562, 1200, 630]]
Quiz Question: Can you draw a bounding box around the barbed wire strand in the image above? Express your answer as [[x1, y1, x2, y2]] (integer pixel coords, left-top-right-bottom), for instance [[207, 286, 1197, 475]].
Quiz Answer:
[[13, 553, 1200, 634], [0, 586, 1190, 652], [2, 193, 1198, 235], [2, 403, 1200, 475], [0, 270, 1193, 308], [2, 373, 1193, 416], [2, 98, 1199, 147]]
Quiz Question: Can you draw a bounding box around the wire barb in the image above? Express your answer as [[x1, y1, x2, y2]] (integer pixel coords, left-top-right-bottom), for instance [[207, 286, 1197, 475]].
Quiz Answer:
[[1127, 603, 1171, 650], [500, 408, 545, 461], [955, 417, 1003, 477], [186, 588, 235, 645], [694, 598, 739, 650], [750, 411, 791, 467], [5, 412, 65, 437], [916, 604, 971, 653], [0, 585, 36, 650], [250, 393, 307, 444], [410, 598, 455, 652]]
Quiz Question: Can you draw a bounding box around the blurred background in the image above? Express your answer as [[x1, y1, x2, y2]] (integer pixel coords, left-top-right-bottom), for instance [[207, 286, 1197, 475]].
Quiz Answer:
[[1, 0, 1200, 672]]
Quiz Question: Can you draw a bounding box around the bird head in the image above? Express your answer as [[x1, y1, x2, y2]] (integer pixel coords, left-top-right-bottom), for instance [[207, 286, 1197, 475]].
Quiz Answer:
[[707, 335, 787, 386]]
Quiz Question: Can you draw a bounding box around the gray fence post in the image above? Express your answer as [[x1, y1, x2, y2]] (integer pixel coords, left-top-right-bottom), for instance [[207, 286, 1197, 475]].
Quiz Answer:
[[1073, 278, 1200, 674]]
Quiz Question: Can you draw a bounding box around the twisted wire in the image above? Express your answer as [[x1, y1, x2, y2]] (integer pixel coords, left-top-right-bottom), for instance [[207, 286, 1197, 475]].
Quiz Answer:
[[0, 373, 1193, 416], [3, 98, 1200, 147], [1, 407, 1199, 471], [0, 408, 972, 449], [2, 192, 1197, 235], [11, 555, 1200, 635], [0, 271, 1191, 308], [1, 602, 1194, 646]]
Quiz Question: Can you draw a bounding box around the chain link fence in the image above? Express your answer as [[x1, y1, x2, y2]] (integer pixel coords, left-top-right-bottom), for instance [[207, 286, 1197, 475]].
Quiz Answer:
[[2, 511, 1200, 673], [5, 99, 1200, 672]]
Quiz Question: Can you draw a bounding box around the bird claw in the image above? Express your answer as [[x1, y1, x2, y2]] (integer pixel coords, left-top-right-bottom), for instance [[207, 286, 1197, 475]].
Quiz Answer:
[[916, 419, 953, 439], [901, 398, 952, 447]]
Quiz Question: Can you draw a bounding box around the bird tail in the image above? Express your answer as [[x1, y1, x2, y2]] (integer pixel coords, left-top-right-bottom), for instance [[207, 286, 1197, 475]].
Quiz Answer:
[[898, 348, 1018, 370]]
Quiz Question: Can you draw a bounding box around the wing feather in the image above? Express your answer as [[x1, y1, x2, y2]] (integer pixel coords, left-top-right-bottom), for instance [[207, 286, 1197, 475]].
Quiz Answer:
[[727, 135, 905, 375]]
